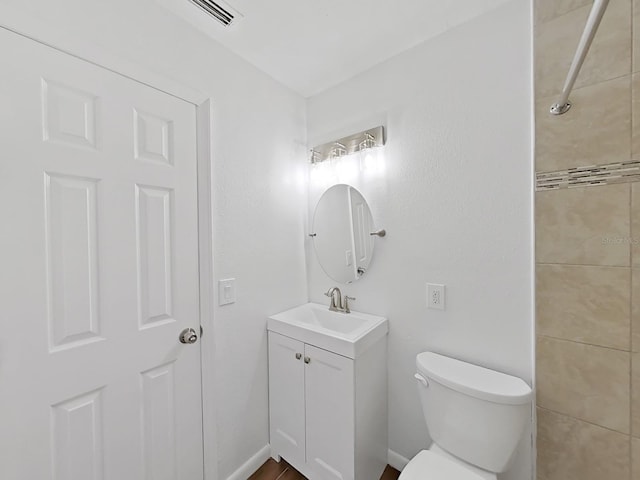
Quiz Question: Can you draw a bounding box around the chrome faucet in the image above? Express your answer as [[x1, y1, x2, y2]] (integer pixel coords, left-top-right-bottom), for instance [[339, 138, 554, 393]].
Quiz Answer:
[[324, 287, 356, 314], [325, 287, 342, 312]]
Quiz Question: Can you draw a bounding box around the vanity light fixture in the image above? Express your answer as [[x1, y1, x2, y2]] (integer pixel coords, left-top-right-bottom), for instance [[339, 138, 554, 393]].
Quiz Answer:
[[330, 142, 347, 159], [310, 149, 322, 165], [358, 132, 376, 151], [309, 126, 385, 164]]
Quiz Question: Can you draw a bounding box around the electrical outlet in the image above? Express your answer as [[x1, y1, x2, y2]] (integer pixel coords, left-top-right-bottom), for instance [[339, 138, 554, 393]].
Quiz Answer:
[[427, 283, 446, 310]]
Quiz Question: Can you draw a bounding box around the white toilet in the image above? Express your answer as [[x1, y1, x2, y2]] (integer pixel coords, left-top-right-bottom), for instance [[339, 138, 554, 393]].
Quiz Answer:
[[399, 352, 533, 480]]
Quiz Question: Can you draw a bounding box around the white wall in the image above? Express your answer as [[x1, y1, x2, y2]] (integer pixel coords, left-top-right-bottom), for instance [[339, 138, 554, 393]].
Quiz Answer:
[[0, 1, 309, 478], [306, 2, 534, 479]]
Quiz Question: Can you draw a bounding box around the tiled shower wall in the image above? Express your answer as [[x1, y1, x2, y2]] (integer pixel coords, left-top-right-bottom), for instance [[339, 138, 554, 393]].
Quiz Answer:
[[535, 0, 640, 478]]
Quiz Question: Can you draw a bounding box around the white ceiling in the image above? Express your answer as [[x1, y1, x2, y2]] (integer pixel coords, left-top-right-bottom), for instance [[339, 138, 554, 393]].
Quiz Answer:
[[156, 0, 513, 97]]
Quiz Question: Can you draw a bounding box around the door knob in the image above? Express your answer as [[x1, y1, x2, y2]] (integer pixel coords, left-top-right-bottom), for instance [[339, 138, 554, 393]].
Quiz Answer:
[[295, 353, 302, 360], [179, 328, 198, 344], [304, 356, 311, 364]]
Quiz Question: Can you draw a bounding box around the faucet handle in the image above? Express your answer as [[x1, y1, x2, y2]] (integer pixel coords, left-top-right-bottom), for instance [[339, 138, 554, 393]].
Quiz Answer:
[[343, 295, 356, 313]]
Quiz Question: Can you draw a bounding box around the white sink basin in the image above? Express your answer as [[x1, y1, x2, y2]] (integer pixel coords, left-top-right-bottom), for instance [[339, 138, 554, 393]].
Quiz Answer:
[[268, 302, 388, 359]]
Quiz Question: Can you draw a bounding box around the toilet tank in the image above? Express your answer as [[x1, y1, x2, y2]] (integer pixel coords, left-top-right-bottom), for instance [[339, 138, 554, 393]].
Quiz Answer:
[[415, 352, 532, 474]]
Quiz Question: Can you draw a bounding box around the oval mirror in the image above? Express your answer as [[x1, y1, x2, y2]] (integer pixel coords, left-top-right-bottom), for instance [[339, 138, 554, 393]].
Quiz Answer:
[[311, 184, 377, 284]]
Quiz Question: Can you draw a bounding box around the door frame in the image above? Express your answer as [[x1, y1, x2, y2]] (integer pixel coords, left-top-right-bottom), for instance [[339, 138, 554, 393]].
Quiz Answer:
[[0, 7, 219, 480]]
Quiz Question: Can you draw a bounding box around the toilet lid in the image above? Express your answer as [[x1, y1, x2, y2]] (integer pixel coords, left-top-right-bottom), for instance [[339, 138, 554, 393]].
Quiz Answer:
[[398, 451, 486, 480]]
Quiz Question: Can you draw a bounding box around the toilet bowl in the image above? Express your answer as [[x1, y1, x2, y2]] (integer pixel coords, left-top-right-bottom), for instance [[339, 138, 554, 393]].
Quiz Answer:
[[399, 352, 532, 480]]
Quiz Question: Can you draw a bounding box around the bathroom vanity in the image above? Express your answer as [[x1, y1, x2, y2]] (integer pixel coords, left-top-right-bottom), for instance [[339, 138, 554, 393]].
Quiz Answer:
[[267, 303, 388, 480]]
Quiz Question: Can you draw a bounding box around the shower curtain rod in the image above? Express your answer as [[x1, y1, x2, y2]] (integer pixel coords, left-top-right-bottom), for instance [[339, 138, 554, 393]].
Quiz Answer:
[[550, 0, 610, 115]]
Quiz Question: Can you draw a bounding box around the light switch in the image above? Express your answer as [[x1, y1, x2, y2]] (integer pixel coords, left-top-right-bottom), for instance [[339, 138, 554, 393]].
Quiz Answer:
[[218, 278, 236, 306]]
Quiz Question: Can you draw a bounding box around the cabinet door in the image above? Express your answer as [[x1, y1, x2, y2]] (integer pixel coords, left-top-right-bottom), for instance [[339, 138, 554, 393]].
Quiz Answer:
[[305, 345, 355, 480], [268, 332, 306, 469]]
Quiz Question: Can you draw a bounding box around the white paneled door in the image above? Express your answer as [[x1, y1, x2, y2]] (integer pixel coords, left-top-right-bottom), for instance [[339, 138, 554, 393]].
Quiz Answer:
[[0, 28, 204, 480]]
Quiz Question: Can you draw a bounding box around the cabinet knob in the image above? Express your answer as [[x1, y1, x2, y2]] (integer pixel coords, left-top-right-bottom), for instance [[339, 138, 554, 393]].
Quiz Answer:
[[304, 356, 311, 364], [295, 353, 302, 360]]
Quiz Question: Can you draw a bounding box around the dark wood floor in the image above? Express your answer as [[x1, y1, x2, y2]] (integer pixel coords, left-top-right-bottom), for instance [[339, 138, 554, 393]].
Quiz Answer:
[[248, 458, 401, 480]]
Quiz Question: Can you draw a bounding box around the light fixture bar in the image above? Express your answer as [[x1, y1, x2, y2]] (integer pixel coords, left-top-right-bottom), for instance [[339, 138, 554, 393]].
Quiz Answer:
[[310, 126, 385, 164]]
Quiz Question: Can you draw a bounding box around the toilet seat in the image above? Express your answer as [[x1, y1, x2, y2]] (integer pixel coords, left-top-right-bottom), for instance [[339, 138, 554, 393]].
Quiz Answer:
[[398, 450, 486, 480]]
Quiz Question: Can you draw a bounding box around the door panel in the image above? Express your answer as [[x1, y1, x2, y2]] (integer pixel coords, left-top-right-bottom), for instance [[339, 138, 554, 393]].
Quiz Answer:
[[51, 388, 105, 480], [136, 184, 174, 328], [268, 332, 306, 470], [0, 27, 203, 480], [141, 361, 178, 480], [305, 345, 355, 480], [45, 173, 102, 350]]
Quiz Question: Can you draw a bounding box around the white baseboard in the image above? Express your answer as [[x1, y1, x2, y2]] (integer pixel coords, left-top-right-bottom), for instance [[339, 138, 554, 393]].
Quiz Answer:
[[225, 444, 271, 480], [226, 445, 408, 479], [388, 449, 410, 471]]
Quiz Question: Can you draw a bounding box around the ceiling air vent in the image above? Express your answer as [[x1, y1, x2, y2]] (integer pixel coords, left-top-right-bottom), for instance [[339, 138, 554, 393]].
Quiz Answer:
[[189, 0, 242, 27]]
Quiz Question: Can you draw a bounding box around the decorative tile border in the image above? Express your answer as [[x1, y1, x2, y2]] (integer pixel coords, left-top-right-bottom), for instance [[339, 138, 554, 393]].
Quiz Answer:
[[536, 161, 640, 191]]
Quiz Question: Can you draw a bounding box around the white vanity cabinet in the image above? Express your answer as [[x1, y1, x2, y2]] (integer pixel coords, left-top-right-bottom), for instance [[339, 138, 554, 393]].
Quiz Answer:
[[267, 332, 307, 469], [268, 330, 387, 480]]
